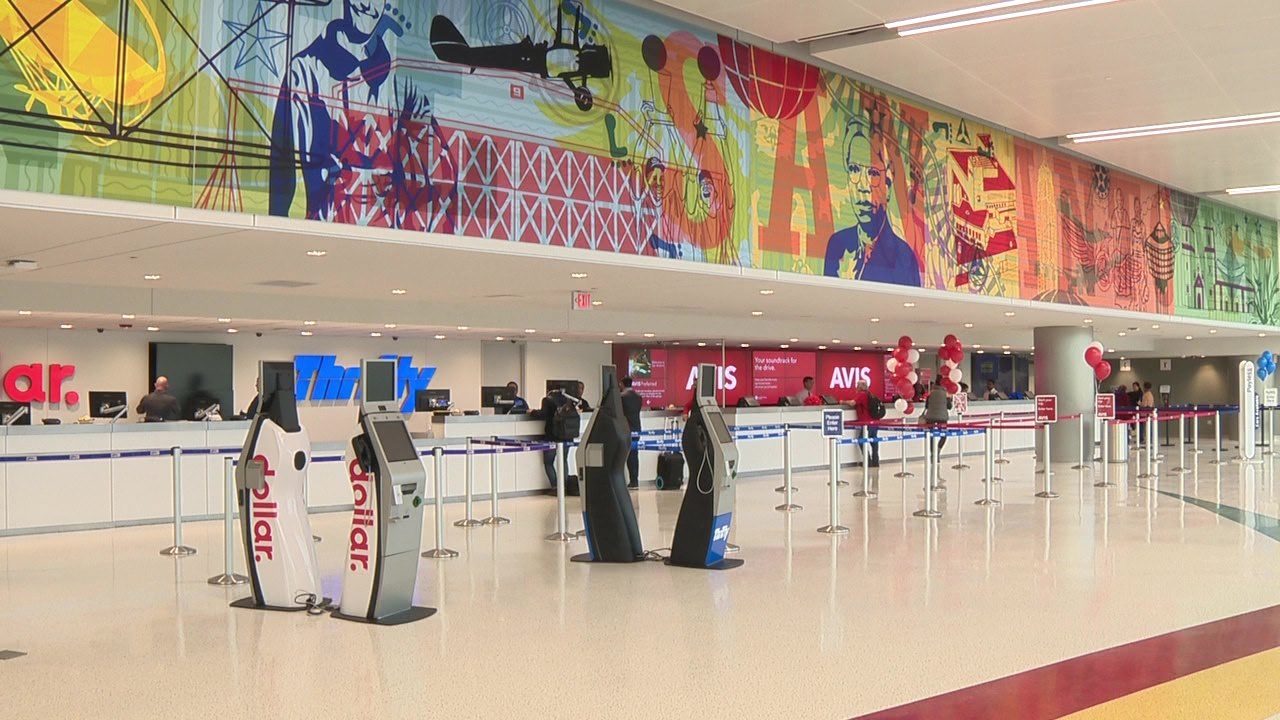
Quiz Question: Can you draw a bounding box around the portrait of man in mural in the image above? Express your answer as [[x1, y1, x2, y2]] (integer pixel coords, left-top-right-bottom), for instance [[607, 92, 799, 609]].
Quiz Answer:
[[268, 0, 454, 231], [823, 118, 922, 287]]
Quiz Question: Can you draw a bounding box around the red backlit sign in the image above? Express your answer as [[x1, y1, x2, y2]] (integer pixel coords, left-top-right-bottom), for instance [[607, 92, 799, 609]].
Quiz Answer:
[[1, 361, 78, 405]]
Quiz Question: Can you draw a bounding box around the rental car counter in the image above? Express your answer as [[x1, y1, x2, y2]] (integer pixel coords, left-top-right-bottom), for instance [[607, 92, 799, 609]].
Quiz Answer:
[[0, 401, 1035, 536]]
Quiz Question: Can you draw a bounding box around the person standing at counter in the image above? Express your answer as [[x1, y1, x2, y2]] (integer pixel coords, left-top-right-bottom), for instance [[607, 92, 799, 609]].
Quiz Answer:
[[620, 376, 643, 488], [505, 381, 529, 414], [922, 381, 952, 458], [537, 389, 572, 492], [136, 376, 180, 422], [573, 381, 593, 412], [852, 380, 883, 467], [983, 380, 1007, 401], [792, 376, 816, 405]]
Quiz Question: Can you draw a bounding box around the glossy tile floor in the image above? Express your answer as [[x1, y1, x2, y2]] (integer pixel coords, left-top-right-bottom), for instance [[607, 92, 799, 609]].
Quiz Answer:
[[5, 445, 1280, 719]]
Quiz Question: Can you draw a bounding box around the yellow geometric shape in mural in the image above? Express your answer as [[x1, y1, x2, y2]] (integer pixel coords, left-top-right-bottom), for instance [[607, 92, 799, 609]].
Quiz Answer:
[[0, 0, 166, 146]]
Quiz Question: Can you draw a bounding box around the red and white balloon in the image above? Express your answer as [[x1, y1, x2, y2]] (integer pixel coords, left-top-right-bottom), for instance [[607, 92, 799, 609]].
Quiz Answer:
[[1083, 340, 1111, 382], [887, 335, 917, 414], [938, 334, 965, 395]]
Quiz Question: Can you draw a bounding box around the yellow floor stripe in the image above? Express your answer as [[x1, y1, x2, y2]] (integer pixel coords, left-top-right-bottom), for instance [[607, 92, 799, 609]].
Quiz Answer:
[[1063, 647, 1280, 720]]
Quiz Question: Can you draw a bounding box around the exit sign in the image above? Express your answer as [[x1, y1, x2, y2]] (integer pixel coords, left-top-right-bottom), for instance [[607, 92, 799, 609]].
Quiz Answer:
[[572, 290, 593, 310]]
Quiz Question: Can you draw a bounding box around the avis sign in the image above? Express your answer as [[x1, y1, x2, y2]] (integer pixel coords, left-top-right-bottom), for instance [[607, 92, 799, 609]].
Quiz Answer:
[[0, 358, 78, 405]]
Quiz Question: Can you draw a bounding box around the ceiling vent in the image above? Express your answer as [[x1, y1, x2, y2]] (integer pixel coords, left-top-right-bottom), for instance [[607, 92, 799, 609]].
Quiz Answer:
[[255, 280, 316, 288]]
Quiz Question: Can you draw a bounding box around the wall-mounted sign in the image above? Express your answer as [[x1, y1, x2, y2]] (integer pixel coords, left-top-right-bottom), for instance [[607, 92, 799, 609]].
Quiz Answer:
[[571, 290, 593, 310], [1160, 359, 1172, 371], [1119, 359, 1132, 372], [0, 359, 78, 405], [294, 355, 435, 412]]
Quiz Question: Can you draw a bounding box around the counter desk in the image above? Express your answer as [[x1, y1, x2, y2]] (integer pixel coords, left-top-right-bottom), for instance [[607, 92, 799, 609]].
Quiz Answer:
[[0, 401, 1036, 536]]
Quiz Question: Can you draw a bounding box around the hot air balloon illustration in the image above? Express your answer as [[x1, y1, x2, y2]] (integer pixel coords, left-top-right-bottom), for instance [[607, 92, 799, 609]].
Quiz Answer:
[[0, 0, 167, 146]]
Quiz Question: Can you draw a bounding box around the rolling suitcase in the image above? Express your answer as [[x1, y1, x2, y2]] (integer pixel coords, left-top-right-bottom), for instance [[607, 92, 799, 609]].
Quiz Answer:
[[655, 418, 684, 490]]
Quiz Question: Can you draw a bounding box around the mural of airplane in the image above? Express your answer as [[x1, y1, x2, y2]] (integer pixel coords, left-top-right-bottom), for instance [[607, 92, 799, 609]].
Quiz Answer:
[[430, 5, 611, 111]]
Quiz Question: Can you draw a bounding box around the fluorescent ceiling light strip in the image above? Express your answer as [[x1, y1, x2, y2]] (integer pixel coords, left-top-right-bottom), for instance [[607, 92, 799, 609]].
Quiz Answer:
[[886, 0, 1045, 29], [898, 0, 1120, 37], [1068, 111, 1280, 141], [1226, 185, 1280, 196], [1071, 115, 1280, 143]]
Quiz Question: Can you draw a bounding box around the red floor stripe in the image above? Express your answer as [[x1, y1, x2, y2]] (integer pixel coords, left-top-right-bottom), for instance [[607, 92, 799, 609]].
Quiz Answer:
[[853, 603, 1280, 719]]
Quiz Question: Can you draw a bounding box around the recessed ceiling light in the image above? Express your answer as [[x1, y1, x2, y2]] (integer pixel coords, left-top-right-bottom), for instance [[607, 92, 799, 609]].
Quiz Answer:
[[1003, 350, 1012, 355], [1185, 335, 1193, 340], [121, 313, 135, 319], [391, 289, 407, 295], [591, 300, 603, 306], [1071, 109, 1280, 144], [217, 317, 232, 323], [903, 302, 916, 308], [1107, 348, 1115, 353], [370, 332, 382, 337], [780, 344, 790, 349], [434, 334, 446, 340], [551, 338, 562, 343], [457, 325, 469, 331], [643, 333, 655, 338], [226, 328, 239, 334], [385, 323, 398, 329], [832, 339, 842, 344], [300, 331, 313, 337], [885, 0, 1114, 34], [143, 274, 161, 281], [964, 323, 974, 328], [1151, 324, 1160, 329], [1083, 318, 1094, 324], [759, 289, 775, 296], [751, 311, 764, 317], [603, 340, 613, 345], [870, 318, 880, 323], [740, 343, 750, 348], [1001, 344, 1011, 350], [789, 338, 799, 343], [697, 342, 707, 347], [496, 336, 505, 341], [59, 323, 73, 329], [1209, 329, 1218, 334], [306, 250, 327, 257], [146, 326, 159, 332], [304, 320, 317, 326], [871, 340, 880, 345], [1118, 332, 1127, 337], [853, 346, 862, 351], [17, 310, 31, 315], [818, 345, 827, 350], [616, 331, 626, 336], [570, 272, 588, 279], [1260, 333, 1268, 338], [524, 329, 536, 334], [1226, 184, 1280, 196], [974, 344, 983, 349], [1004, 311, 1016, 317]]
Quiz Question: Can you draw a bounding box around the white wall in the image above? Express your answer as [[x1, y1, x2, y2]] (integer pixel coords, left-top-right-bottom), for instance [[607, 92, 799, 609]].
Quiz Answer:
[[0, 328, 612, 441]]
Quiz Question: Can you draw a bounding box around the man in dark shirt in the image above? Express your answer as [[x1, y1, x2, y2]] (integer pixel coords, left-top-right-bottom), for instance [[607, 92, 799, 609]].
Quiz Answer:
[[620, 376, 643, 488], [136, 376, 180, 422], [505, 381, 529, 414], [538, 390, 572, 490]]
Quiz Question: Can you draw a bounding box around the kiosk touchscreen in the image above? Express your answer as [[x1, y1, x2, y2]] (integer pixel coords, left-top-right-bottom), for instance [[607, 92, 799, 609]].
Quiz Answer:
[[334, 359, 435, 624], [668, 363, 742, 570], [571, 365, 643, 563], [232, 361, 323, 611]]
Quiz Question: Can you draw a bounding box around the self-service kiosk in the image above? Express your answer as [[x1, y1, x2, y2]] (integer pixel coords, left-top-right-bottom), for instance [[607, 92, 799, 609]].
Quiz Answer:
[[668, 363, 742, 570], [333, 359, 435, 625], [571, 365, 644, 563], [232, 361, 324, 611]]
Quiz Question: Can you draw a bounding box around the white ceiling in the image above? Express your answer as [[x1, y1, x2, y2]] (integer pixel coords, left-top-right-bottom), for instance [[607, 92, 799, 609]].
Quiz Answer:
[[0, 190, 1270, 360], [654, 0, 1280, 218]]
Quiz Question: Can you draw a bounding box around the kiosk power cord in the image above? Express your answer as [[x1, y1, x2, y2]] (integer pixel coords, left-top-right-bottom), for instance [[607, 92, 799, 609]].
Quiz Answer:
[[293, 592, 333, 616], [641, 548, 670, 562]]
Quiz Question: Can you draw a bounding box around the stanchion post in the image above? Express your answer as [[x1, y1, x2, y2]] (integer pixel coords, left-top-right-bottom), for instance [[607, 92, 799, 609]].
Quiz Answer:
[[952, 412, 970, 470], [208, 456, 247, 584], [1173, 414, 1188, 473], [894, 416, 915, 479], [159, 447, 196, 557], [1192, 411, 1201, 455], [777, 424, 803, 511], [1072, 413, 1088, 470], [1095, 420, 1114, 488], [422, 446, 459, 558], [817, 436, 849, 534], [545, 442, 573, 542], [975, 427, 999, 506], [1036, 425, 1058, 499], [995, 410, 1009, 465], [914, 428, 942, 518], [1212, 410, 1224, 465], [482, 439, 510, 526], [454, 437, 484, 528], [853, 428, 876, 499]]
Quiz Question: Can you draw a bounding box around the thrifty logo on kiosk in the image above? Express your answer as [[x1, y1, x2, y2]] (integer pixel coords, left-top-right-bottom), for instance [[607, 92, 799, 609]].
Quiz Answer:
[[294, 355, 435, 411], [705, 512, 733, 566], [0, 358, 78, 405]]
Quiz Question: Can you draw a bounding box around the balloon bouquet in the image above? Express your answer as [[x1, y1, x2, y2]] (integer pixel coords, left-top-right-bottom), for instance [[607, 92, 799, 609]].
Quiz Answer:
[[886, 336, 920, 415], [1084, 341, 1112, 383], [1257, 351, 1276, 381], [936, 334, 965, 396]]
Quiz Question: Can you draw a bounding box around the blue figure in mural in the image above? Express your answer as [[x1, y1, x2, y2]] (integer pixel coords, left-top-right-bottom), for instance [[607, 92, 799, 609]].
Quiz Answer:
[[269, 1, 455, 231], [823, 121, 921, 287]]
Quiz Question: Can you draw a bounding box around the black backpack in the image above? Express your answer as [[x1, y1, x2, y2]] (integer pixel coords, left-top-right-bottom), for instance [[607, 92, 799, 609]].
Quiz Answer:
[[550, 400, 581, 441], [867, 394, 886, 420]]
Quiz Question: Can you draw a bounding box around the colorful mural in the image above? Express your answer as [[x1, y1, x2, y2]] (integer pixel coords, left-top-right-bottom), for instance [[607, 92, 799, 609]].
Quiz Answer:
[[0, 0, 1274, 325]]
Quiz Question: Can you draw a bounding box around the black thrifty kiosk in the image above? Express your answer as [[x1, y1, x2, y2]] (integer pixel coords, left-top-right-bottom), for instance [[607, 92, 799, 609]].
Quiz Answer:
[[333, 359, 435, 625], [668, 363, 743, 570], [571, 365, 643, 563]]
